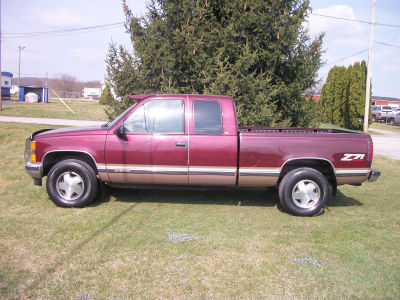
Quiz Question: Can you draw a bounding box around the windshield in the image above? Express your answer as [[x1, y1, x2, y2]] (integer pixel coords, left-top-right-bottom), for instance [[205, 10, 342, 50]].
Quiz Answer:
[[103, 103, 137, 128]]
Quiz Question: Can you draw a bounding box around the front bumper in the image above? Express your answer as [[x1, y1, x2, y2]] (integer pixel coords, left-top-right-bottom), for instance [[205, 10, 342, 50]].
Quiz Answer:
[[368, 168, 381, 182], [25, 161, 43, 185]]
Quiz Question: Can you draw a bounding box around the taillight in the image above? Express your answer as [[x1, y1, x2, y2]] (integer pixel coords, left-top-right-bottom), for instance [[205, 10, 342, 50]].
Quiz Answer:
[[367, 138, 373, 161], [378, 113, 381, 116]]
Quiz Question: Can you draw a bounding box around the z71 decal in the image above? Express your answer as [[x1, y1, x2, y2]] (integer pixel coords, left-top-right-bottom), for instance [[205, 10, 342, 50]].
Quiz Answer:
[[341, 154, 365, 161]]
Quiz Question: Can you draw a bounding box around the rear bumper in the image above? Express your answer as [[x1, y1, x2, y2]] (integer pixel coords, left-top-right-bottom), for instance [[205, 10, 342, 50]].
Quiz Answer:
[[368, 169, 381, 182]]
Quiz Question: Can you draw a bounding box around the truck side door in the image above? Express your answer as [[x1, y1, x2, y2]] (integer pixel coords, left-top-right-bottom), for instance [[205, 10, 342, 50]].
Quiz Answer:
[[188, 96, 238, 186], [105, 97, 188, 185]]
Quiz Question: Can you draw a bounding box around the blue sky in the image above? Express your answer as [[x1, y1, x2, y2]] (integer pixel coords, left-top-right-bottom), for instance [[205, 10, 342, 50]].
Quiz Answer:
[[2, 0, 400, 96]]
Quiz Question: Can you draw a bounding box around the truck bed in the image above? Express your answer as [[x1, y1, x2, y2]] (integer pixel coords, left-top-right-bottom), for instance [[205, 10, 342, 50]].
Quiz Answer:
[[237, 126, 371, 187]]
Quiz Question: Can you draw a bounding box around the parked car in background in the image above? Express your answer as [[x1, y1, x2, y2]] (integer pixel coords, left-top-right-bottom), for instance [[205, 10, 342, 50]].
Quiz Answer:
[[387, 111, 400, 126], [386, 109, 400, 126], [371, 105, 393, 122]]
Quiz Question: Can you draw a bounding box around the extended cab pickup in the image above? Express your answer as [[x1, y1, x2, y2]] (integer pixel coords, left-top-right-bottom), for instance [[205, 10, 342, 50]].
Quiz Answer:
[[25, 94, 380, 216]]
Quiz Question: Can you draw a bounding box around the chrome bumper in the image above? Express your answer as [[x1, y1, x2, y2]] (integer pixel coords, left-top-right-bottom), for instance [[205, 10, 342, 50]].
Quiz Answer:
[[25, 161, 43, 186], [368, 169, 381, 182], [25, 161, 42, 179]]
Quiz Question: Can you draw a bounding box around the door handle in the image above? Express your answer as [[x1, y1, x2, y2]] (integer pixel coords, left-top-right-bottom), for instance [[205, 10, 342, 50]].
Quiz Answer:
[[176, 142, 187, 148]]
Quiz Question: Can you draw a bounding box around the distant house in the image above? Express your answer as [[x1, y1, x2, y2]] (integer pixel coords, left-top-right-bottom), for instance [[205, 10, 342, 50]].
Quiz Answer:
[[10, 85, 19, 95], [83, 87, 102, 98], [372, 96, 400, 109], [1, 72, 13, 99], [302, 92, 400, 109]]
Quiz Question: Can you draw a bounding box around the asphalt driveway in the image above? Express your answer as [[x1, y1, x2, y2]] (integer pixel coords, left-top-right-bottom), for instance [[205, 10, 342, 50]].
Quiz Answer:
[[0, 115, 104, 127], [370, 128, 400, 160]]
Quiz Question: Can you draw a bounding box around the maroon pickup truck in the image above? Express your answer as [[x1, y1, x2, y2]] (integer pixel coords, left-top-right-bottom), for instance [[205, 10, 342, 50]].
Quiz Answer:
[[25, 94, 380, 216]]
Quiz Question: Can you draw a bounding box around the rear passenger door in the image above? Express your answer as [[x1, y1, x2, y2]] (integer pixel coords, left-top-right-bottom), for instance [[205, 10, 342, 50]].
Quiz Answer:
[[188, 97, 238, 186]]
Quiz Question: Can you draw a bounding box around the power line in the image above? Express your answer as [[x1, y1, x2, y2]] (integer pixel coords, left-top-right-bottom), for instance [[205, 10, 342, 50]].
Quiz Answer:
[[326, 39, 399, 66], [3, 22, 124, 38], [374, 41, 400, 49], [326, 49, 369, 66], [310, 12, 400, 28]]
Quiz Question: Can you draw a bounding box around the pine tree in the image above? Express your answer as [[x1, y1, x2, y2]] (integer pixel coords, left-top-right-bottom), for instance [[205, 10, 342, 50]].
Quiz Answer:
[[341, 65, 352, 128], [348, 61, 368, 130], [99, 85, 113, 105], [332, 66, 346, 125], [318, 60, 370, 130], [106, 0, 324, 127]]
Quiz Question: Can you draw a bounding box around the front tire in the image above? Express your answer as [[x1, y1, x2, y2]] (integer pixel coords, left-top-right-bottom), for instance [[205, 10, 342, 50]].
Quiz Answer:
[[279, 168, 329, 216], [46, 159, 98, 207]]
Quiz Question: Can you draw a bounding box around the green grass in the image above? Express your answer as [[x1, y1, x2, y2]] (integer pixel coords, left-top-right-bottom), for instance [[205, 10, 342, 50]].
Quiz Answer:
[[1, 122, 399, 298], [370, 122, 400, 133], [0, 100, 107, 121]]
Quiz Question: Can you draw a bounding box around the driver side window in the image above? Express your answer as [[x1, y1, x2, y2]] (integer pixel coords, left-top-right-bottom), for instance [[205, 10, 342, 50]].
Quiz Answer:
[[123, 105, 149, 133], [124, 99, 184, 134]]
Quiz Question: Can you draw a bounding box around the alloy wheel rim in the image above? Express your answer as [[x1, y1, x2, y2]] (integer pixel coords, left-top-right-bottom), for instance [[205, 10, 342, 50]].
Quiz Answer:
[[291, 179, 321, 209], [56, 171, 85, 201]]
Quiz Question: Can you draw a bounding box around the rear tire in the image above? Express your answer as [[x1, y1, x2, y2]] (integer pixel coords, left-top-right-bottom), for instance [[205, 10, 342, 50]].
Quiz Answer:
[[372, 115, 376, 122], [390, 118, 395, 126], [46, 159, 98, 207], [279, 168, 329, 217]]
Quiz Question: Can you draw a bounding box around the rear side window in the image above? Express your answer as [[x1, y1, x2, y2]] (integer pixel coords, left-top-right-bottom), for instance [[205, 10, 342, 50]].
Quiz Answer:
[[193, 100, 223, 135]]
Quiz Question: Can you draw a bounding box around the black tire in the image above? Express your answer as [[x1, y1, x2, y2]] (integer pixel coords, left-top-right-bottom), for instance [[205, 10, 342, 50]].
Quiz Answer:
[[372, 115, 376, 122], [279, 168, 329, 217], [390, 118, 395, 126], [46, 159, 98, 207]]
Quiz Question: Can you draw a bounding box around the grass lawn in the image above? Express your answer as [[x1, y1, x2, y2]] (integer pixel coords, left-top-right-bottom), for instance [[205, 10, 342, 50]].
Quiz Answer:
[[370, 122, 400, 133], [1, 122, 399, 298], [0, 99, 107, 121]]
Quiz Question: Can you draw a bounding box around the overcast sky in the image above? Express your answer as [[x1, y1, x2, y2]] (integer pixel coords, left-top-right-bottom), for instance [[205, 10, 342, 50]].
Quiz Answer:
[[2, 0, 400, 97]]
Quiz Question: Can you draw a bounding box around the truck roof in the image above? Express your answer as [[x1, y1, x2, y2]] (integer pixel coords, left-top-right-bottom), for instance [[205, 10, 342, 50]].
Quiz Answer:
[[129, 94, 233, 100]]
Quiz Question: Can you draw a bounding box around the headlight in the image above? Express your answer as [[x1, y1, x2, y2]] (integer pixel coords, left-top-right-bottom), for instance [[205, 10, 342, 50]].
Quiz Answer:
[[25, 138, 37, 162], [30, 141, 36, 162]]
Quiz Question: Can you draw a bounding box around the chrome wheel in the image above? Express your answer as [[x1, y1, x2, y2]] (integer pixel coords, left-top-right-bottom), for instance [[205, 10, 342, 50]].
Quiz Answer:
[[56, 171, 85, 201], [291, 180, 320, 209]]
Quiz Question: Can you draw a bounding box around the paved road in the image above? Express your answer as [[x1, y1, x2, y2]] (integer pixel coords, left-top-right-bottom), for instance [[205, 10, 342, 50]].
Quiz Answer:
[[0, 115, 399, 160], [370, 128, 400, 160], [0, 115, 104, 127]]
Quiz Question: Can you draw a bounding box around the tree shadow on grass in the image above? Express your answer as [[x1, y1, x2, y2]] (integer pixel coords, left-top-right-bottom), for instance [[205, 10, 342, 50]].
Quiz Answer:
[[327, 190, 363, 207], [94, 187, 280, 207]]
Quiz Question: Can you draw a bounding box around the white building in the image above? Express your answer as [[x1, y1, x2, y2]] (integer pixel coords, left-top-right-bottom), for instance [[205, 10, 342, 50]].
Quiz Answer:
[[83, 87, 101, 98]]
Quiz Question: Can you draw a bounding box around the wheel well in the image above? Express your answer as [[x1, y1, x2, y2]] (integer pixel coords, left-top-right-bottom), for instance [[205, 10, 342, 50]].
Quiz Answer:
[[42, 151, 98, 176], [279, 159, 335, 185]]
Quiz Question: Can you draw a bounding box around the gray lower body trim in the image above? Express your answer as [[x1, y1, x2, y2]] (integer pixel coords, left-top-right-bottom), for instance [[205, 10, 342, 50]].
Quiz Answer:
[[336, 173, 368, 177]]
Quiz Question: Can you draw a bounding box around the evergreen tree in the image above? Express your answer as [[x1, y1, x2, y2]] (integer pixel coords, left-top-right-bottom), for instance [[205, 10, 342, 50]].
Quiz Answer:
[[318, 67, 336, 123], [332, 66, 346, 125], [99, 85, 113, 105], [318, 60, 370, 130], [106, 0, 324, 127], [341, 65, 352, 128]]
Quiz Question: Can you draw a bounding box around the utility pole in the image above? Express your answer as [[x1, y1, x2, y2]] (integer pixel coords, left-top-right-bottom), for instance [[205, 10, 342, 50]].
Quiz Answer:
[[363, 0, 376, 133], [0, 0, 2, 111], [18, 45, 25, 88]]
